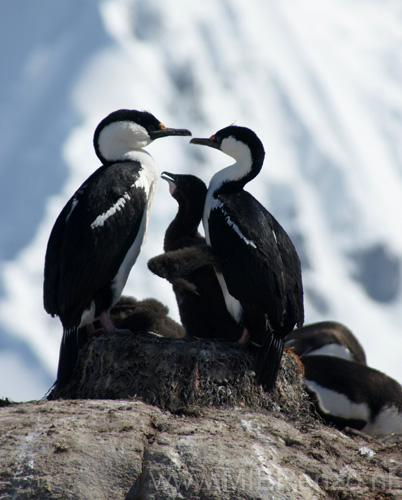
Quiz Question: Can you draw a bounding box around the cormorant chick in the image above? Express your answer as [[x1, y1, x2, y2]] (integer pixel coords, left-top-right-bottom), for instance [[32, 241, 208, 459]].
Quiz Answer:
[[148, 172, 243, 341], [110, 295, 185, 339]]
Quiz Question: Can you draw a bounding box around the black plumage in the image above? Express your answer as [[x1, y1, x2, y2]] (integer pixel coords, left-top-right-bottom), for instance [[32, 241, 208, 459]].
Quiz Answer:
[[44, 109, 191, 389], [302, 355, 402, 435], [148, 172, 243, 340], [286, 320, 366, 365], [191, 125, 304, 390]]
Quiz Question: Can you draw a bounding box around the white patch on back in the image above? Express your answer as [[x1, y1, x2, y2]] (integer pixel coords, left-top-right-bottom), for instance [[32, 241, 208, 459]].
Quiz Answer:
[[223, 212, 257, 248], [305, 343, 354, 361], [66, 196, 79, 222], [305, 379, 370, 422], [203, 196, 256, 248], [90, 192, 131, 229], [363, 405, 402, 436], [89, 150, 157, 232]]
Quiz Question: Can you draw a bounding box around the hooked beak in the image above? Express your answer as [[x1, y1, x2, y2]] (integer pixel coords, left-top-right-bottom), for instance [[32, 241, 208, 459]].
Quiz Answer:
[[150, 127, 191, 140], [190, 137, 221, 150]]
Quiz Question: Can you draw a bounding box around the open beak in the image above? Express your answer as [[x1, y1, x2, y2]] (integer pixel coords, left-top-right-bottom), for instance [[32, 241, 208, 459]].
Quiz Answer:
[[190, 137, 221, 150], [161, 171, 177, 195], [150, 127, 191, 140]]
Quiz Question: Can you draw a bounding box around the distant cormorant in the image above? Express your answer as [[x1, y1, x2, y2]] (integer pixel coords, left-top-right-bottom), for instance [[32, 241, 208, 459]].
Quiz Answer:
[[302, 355, 402, 436], [285, 321, 366, 364]]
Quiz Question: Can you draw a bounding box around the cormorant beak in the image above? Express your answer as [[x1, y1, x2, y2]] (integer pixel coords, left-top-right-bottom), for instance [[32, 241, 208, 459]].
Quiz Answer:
[[190, 137, 221, 150], [161, 171, 177, 195], [150, 125, 191, 140]]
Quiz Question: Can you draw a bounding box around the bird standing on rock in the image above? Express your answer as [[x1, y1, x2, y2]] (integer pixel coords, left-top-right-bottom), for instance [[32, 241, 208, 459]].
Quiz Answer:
[[285, 320, 366, 365], [190, 125, 304, 390], [302, 355, 402, 436], [44, 109, 191, 390], [148, 172, 243, 340]]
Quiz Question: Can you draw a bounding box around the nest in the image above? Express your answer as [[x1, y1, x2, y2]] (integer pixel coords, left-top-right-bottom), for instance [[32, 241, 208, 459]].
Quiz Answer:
[[48, 297, 308, 417]]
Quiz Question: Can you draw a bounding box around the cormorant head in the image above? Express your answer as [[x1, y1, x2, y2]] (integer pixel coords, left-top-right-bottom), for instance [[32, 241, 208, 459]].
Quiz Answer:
[[94, 109, 191, 164], [161, 171, 207, 207], [190, 125, 265, 165]]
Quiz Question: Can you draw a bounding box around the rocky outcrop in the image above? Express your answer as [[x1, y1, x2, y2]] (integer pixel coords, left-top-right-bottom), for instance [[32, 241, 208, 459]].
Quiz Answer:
[[1, 398, 401, 499], [1, 325, 402, 499]]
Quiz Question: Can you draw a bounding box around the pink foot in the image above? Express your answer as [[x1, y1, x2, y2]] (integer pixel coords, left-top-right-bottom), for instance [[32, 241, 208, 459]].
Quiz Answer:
[[99, 310, 131, 334], [237, 328, 250, 345], [86, 323, 105, 337]]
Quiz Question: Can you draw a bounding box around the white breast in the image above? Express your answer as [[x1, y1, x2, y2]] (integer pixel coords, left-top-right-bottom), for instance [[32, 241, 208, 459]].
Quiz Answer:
[[305, 379, 370, 423], [111, 152, 158, 305], [363, 405, 402, 436], [203, 189, 243, 324], [304, 343, 355, 362]]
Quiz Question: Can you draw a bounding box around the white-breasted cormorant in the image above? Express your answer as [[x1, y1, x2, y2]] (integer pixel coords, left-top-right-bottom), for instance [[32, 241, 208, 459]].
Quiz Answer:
[[190, 125, 304, 390], [44, 109, 191, 389]]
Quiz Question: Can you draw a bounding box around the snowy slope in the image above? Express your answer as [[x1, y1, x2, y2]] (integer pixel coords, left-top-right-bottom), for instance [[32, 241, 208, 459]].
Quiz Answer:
[[1, 0, 402, 401]]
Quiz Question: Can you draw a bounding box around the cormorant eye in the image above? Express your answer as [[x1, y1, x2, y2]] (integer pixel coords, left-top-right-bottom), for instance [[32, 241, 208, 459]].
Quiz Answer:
[[148, 125, 156, 132], [215, 136, 222, 144]]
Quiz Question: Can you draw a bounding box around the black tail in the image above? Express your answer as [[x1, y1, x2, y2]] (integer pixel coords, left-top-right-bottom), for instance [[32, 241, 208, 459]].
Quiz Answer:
[[55, 327, 88, 391], [255, 334, 285, 391]]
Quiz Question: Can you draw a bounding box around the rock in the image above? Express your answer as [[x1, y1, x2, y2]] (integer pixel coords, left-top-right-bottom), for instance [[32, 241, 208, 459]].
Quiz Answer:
[[1, 322, 402, 499], [1, 400, 402, 499]]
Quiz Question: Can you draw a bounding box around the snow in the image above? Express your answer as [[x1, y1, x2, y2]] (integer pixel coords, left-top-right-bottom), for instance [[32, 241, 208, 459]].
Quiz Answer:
[[1, 0, 402, 401]]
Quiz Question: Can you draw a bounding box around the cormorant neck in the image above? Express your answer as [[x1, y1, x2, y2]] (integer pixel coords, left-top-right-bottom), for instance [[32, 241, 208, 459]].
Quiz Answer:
[[209, 150, 263, 195], [164, 200, 204, 251], [104, 148, 153, 166]]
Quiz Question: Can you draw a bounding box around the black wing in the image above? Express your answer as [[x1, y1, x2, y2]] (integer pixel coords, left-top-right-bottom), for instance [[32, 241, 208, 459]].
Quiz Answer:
[[209, 190, 303, 336], [44, 161, 149, 327]]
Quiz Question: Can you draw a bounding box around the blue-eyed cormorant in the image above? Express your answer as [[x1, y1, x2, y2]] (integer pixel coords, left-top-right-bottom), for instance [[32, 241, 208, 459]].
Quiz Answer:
[[43, 109, 191, 389], [285, 321, 366, 365], [147, 172, 243, 340], [302, 355, 402, 436], [190, 126, 304, 390]]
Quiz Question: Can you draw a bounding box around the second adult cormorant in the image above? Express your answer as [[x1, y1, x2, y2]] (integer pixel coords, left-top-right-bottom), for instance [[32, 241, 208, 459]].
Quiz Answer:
[[190, 125, 304, 390]]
